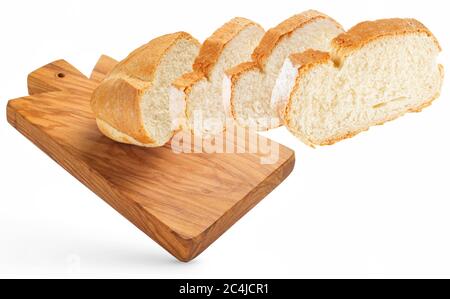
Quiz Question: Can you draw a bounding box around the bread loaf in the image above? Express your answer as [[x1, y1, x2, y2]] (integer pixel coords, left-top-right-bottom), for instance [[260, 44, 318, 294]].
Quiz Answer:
[[91, 32, 200, 147], [273, 18, 443, 146]]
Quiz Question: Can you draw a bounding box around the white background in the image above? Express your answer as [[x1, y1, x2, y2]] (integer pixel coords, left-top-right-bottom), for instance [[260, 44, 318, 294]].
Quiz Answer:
[[0, 0, 449, 278]]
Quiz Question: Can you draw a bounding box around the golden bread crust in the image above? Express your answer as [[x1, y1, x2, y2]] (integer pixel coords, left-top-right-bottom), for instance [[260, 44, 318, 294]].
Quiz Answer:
[[225, 61, 259, 78], [332, 18, 442, 57], [289, 50, 330, 68], [91, 32, 200, 146], [111, 32, 200, 81], [91, 76, 153, 144], [96, 118, 148, 146], [251, 10, 343, 69], [193, 17, 263, 78], [172, 71, 205, 93]]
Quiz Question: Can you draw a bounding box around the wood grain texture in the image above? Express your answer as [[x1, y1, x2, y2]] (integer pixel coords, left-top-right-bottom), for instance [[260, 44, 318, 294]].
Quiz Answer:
[[7, 56, 295, 262]]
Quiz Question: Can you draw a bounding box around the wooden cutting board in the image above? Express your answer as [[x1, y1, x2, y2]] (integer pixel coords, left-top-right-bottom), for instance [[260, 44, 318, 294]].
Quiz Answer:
[[6, 55, 295, 262]]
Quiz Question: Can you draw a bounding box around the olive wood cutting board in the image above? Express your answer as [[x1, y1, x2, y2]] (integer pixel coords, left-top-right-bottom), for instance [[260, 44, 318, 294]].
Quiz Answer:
[[6, 55, 295, 262]]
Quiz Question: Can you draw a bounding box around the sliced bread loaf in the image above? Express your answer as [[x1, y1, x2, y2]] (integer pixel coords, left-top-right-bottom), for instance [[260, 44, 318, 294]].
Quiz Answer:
[[91, 32, 200, 147], [171, 17, 264, 137], [224, 10, 344, 131], [273, 18, 443, 146]]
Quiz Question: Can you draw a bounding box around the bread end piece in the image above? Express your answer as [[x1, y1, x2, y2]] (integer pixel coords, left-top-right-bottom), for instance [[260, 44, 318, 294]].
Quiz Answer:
[[91, 32, 200, 147], [91, 76, 154, 144], [96, 118, 153, 147]]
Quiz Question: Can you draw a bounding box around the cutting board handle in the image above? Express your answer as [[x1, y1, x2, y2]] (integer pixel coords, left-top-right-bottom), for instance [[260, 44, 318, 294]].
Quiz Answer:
[[90, 55, 118, 83], [27, 59, 97, 96]]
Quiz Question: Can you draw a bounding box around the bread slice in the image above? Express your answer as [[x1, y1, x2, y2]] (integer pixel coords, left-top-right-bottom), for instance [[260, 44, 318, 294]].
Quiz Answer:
[[91, 32, 200, 147], [273, 18, 444, 146], [224, 10, 344, 131], [170, 17, 264, 137]]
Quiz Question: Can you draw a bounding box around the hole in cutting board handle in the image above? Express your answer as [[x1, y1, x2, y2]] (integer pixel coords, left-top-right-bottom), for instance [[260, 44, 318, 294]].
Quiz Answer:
[[57, 72, 65, 78]]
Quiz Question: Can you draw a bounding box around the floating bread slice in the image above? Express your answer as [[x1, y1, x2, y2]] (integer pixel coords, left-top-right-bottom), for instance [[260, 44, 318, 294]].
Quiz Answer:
[[273, 18, 444, 146], [91, 32, 200, 147], [224, 10, 344, 131], [170, 17, 264, 137]]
